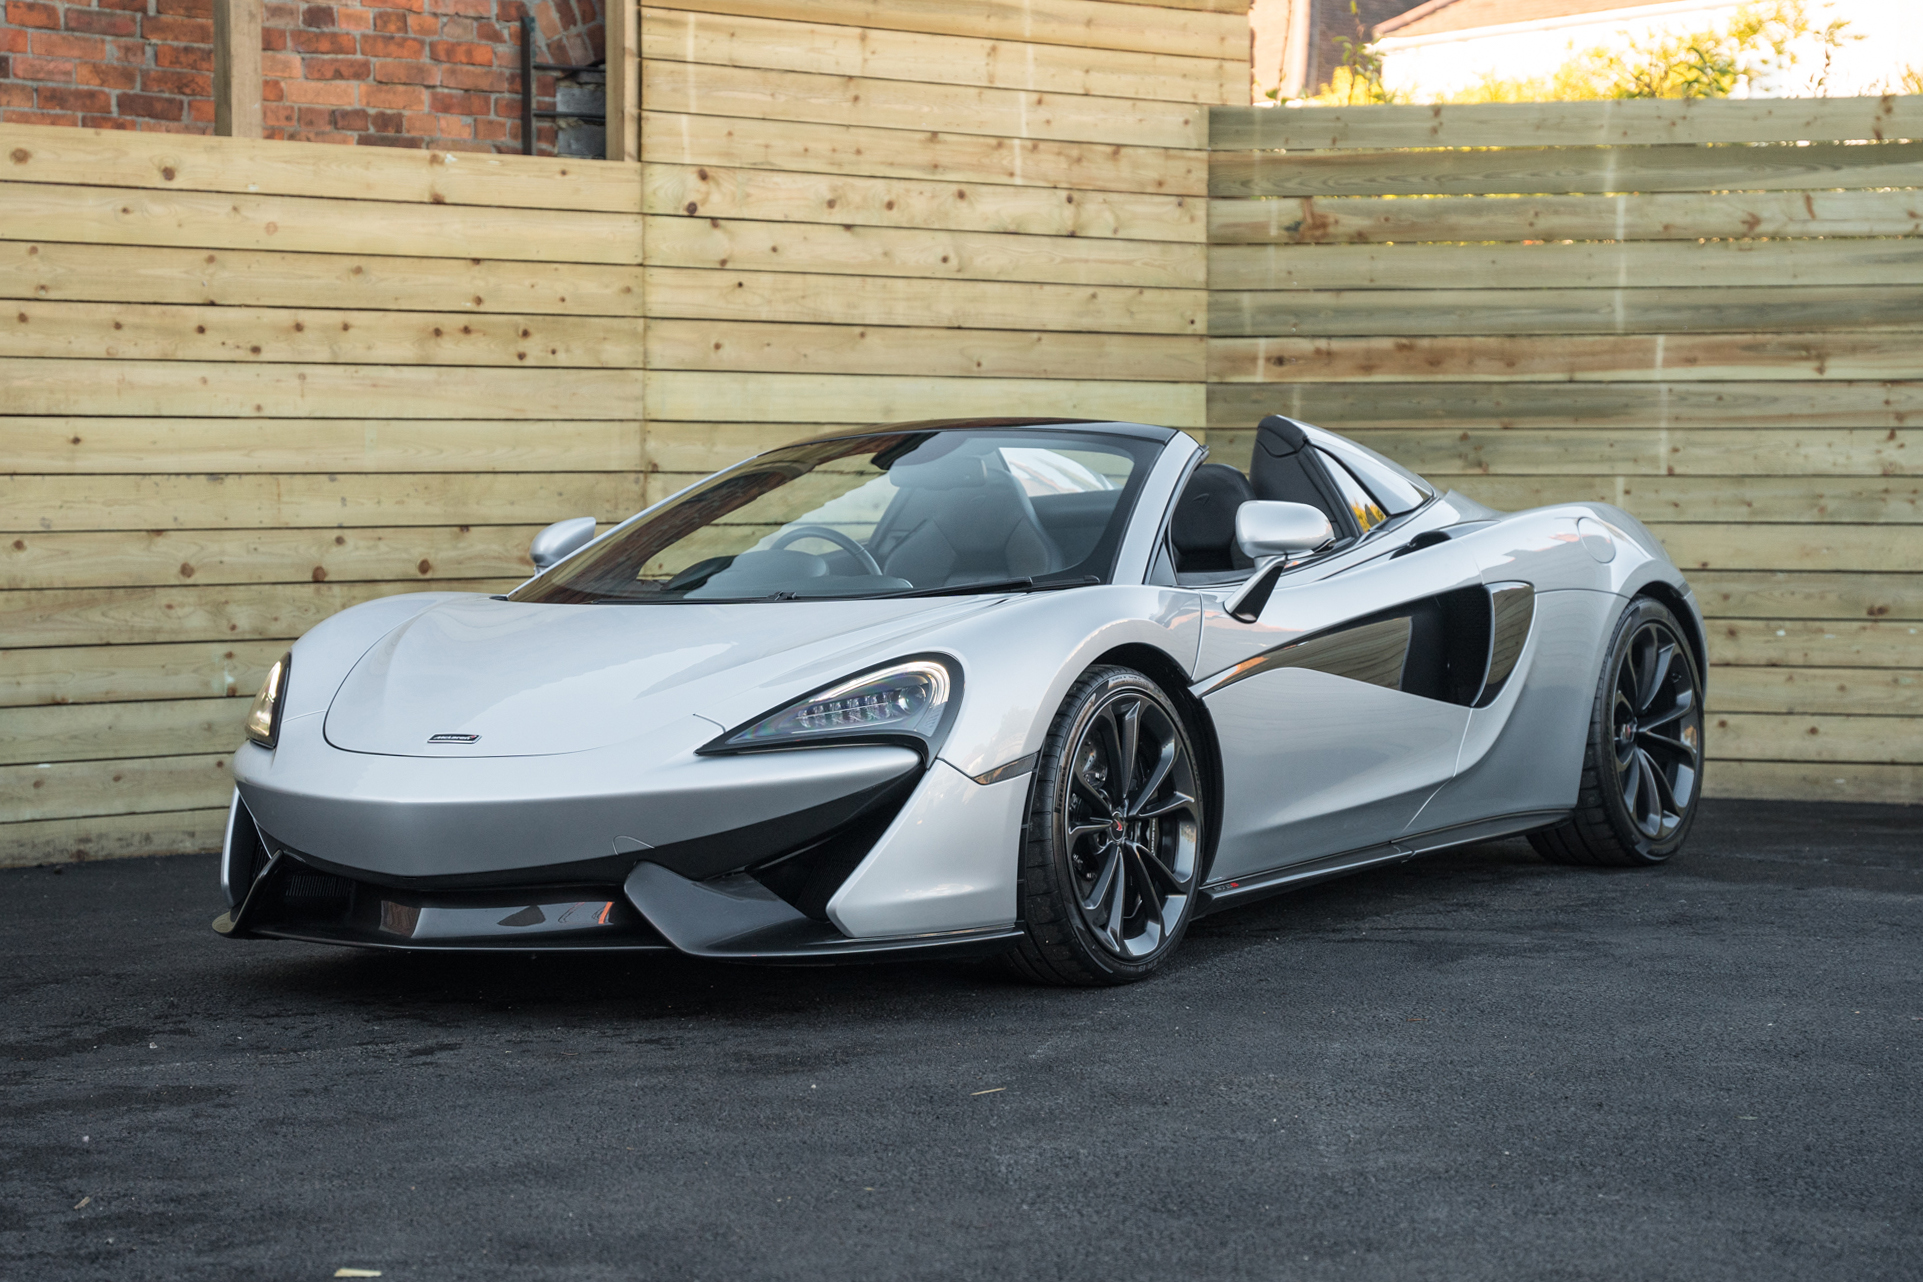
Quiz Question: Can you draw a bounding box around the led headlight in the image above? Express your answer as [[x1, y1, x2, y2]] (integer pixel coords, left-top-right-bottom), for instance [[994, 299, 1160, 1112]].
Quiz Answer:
[[706, 658, 957, 756], [243, 653, 290, 748]]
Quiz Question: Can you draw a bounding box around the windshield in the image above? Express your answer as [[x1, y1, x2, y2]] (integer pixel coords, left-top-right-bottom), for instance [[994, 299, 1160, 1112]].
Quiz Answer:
[[510, 428, 1164, 604]]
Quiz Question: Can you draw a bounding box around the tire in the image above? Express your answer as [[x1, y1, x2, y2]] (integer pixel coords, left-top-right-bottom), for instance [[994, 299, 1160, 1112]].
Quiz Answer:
[[1530, 597, 1705, 867], [1006, 666, 1207, 986]]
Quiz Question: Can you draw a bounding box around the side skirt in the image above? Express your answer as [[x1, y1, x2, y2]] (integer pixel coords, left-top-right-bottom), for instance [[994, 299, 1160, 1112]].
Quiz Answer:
[[1196, 809, 1570, 916]]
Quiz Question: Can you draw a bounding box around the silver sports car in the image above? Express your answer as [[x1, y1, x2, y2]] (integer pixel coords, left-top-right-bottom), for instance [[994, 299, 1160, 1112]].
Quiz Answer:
[[216, 415, 1706, 985]]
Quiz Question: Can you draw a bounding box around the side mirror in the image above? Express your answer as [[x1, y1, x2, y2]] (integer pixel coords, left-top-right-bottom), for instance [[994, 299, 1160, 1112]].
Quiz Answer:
[[1225, 501, 1334, 622], [529, 516, 595, 571], [1235, 500, 1334, 562]]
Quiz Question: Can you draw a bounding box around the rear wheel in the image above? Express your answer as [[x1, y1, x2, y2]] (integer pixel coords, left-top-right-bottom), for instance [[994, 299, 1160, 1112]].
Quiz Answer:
[[1006, 666, 1206, 986], [1531, 598, 1704, 867]]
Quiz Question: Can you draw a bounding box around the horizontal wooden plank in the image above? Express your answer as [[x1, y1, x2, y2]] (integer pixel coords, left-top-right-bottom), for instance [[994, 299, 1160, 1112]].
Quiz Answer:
[[0, 358, 647, 419], [1207, 286, 1923, 338], [1649, 525, 1922, 571], [1701, 760, 1923, 804], [1444, 476, 1918, 525], [1210, 238, 1923, 293], [0, 752, 233, 824], [1690, 572, 1923, 622], [1708, 619, 1921, 669], [1332, 428, 1918, 479], [2, 697, 240, 765], [1212, 334, 1923, 386], [641, 421, 863, 472], [2, 525, 548, 590], [648, 319, 1205, 381], [1, 640, 280, 708], [644, 57, 1208, 150], [1210, 381, 1923, 431], [1210, 141, 1923, 200], [0, 580, 515, 648], [2, 240, 645, 316], [647, 163, 1203, 241], [642, 111, 1206, 197], [1706, 712, 1923, 765], [0, 123, 642, 212], [646, 214, 1200, 287], [1206, 189, 1923, 246], [1710, 666, 1923, 717], [648, 266, 1203, 333], [1209, 96, 1923, 153], [0, 419, 647, 475], [640, 6, 1242, 105], [0, 181, 643, 265], [0, 300, 640, 368], [640, 0, 1248, 62], [0, 807, 228, 867], [645, 370, 1206, 426], [4, 473, 643, 534]]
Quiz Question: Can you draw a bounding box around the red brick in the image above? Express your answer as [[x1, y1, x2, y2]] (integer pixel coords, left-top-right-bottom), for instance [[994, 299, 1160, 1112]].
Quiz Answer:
[[260, 27, 286, 50], [156, 42, 214, 70], [263, 1, 299, 23], [3, 108, 82, 125], [262, 102, 297, 125], [291, 28, 355, 52], [440, 16, 472, 39], [11, 56, 75, 82], [357, 32, 422, 57], [429, 0, 489, 17], [427, 88, 488, 114], [301, 55, 370, 79], [437, 63, 504, 92], [0, 28, 28, 54], [402, 109, 434, 133], [108, 38, 146, 60], [498, 0, 526, 18], [32, 31, 106, 59], [0, 81, 32, 106], [366, 0, 426, 11], [300, 4, 333, 26], [154, 0, 212, 16], [66, 7, 138, 35], [142, 15, 212, 41], [367, 106, 404, 130], [405, 12, 435, 34], [472, 115, 506, 141], [186, 97, 214, 122], [142, 67, 210, 95], [281, 77, 355, 104], [260, 51, 300, 76], [261, 78, 284, 100], [333, 106, 367, 129], [116, 91, 186, 120], [76, 60, 139, 88], [427, 38, 491, 65], [95, 0, 147, 11], [38, 83, 111, 113], [296, 103, 334, 126], [359, 81, 422, 109], [5, 0, 60, 29], [372, 57, 434, 84], [337, 6, 369, 27], [371, 11, 406, 32]]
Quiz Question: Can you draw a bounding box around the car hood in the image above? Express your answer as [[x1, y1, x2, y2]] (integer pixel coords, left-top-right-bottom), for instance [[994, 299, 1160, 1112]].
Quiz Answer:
[[322, 594, 996, 757]]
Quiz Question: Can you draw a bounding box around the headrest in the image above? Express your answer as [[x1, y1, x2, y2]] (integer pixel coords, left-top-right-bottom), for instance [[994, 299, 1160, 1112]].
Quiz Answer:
[[1170, 463, 1254, 553], [1256, 414, 1309, 457], [890, 455, 989, 490]]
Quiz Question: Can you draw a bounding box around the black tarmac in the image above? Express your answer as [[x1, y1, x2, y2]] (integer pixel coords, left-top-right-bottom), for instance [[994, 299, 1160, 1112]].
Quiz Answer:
[[3, 800, 1919, 1282]]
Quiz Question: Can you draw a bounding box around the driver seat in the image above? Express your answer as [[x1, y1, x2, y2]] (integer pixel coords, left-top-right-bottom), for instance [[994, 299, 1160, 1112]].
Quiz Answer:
[[878, 455, 1061, 585]]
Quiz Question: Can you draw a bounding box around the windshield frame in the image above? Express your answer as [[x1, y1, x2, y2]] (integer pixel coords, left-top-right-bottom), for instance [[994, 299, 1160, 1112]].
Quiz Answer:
[[507, 422, 1174, 606]]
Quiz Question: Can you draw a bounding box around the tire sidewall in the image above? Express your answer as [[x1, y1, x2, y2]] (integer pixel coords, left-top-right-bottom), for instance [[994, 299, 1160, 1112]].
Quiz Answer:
[[1589, 599, 1705, 862]]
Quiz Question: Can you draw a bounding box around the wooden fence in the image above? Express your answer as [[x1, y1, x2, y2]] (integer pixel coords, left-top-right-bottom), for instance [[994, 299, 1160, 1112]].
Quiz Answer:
[[0, 0, 1249, 867], [1206, 95, 1923, 805]]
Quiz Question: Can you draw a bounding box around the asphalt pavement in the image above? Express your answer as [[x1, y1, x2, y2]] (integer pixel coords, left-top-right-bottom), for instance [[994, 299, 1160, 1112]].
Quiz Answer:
[[3, 799, 1919, 1282]]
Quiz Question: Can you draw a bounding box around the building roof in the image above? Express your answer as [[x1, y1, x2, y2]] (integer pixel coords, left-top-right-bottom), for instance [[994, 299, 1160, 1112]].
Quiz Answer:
[[1376, 0, 1709, 38]]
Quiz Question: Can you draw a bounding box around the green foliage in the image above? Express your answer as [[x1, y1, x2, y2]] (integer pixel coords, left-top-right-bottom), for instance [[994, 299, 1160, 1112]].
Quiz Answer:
[[1438, 0, 1857, 104], [1271, 1, 1403, 106]]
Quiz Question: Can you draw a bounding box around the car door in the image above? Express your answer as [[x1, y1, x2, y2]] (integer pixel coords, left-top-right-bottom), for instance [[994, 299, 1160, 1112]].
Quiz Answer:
[[1184, 423, 1491, 884]]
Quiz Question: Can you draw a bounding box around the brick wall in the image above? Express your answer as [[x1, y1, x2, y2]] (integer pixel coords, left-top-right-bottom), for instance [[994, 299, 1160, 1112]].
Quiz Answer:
[[0, 0, 602, 151]]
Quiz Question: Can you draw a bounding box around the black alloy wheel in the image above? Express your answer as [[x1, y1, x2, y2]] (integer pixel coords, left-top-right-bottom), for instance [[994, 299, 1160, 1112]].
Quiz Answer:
[[1008, 666, 1206, 985], [1532, 598, 1704, 866]]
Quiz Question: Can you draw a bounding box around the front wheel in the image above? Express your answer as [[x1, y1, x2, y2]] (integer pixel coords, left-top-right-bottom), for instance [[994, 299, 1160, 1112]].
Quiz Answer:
[[1531, 597, 1705, 867], [1006, 666, 1207, 986]]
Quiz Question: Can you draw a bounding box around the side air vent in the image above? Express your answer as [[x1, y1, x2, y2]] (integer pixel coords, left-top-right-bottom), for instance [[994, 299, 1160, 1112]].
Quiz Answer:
[[1477, 584, 1536, 708]]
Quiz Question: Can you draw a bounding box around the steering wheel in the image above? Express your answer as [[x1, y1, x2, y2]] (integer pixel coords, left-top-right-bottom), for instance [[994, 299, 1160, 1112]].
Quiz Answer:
[[770, 524, 883, 576]]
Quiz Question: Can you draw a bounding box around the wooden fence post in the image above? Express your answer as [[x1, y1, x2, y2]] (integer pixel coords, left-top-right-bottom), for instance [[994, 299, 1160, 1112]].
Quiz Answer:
[[605, 0, 638, 162], [213, 0, 263, 138]]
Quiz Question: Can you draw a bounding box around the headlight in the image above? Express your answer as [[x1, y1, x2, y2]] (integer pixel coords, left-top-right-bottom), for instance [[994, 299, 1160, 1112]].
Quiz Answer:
[[243, 653, 290, 748], [704, 657, 957, 757]]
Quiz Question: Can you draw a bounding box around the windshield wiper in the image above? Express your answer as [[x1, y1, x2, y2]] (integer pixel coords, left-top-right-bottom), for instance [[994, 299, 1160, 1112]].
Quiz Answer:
[[880, 575, 1100, 599]]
